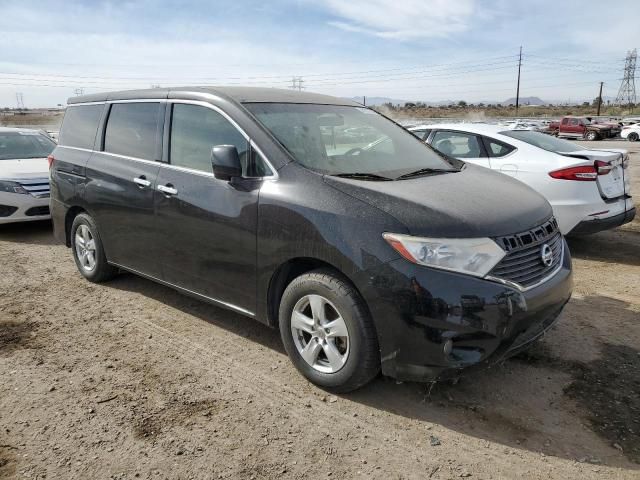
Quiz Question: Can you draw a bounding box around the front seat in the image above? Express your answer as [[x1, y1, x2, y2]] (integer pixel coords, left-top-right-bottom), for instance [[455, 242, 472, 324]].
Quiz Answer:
[[436, 139, 455, 156]]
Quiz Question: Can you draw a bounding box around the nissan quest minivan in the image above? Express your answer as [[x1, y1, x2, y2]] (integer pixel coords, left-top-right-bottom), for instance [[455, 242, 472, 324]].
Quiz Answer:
[[50, 87, 573, 392]]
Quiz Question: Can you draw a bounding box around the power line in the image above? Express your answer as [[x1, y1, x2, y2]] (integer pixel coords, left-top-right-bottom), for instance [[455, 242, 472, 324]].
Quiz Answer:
[[0, 55, 521, 85], [0, 60, 521, 89]]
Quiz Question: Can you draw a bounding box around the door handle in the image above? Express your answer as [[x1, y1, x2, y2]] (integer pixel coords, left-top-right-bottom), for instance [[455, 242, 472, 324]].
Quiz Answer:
[[133, 176, 151, 188], [157, 184, 178, 196]]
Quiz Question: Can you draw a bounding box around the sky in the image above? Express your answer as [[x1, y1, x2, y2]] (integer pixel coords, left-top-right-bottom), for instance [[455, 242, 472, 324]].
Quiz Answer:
[[0, 0, 638, 107]]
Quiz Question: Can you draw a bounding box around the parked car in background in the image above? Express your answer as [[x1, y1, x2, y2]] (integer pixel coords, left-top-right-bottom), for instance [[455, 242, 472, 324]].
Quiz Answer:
[[499, 120, 545, 131], [621, 116, 640, 126], [0, 127, 55, 224], [547, 116, 620, 140], [49, 87, 573, 392], [621, 124, 640, 142], [410, 123, 635, 235]]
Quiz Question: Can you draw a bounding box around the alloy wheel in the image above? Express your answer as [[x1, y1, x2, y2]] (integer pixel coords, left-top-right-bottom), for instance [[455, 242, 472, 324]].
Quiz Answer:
[[74, 224, 97, 272], [290, 294, 350, 373]]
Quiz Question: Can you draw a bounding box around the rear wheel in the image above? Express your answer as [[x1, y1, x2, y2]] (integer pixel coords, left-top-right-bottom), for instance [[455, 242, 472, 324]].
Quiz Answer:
[[628, 132, 639, 142], [279, 269, 379, 392], [70, 213, 117, 282]]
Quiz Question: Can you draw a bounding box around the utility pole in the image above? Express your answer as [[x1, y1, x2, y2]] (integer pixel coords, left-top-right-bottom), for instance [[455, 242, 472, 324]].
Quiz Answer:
[[363, 96, 366, 106], [15, 93, 25, 110], [74, 87, 85, 96], [289, 77, 305, 91], [615, 49, 637, 112], [515, 46, 522, 116], [596, 82, 604, 116]]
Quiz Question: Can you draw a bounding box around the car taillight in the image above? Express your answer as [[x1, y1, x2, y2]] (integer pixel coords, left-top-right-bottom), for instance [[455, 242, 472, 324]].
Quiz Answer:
[[47, 154, 55, 169], [549, 165, 597, 181], [595, 160, 612, 175], [550, 161, 614, 181]]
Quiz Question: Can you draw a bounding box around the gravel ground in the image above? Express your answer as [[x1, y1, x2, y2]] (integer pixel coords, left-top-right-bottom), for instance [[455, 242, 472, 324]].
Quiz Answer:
[[1, 140, 639, 480]]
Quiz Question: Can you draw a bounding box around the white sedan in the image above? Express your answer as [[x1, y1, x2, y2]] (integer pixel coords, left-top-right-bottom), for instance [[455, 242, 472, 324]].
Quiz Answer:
[[409, 123, 635, 235], [0, 127, 55, 224], [621, 124, 640, 142]]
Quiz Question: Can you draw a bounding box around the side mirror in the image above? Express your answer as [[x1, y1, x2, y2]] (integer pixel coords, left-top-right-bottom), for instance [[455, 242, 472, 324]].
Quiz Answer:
[[211, 145, 242, 181]]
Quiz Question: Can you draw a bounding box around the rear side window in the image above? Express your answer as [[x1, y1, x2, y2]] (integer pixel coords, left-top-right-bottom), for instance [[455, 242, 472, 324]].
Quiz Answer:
[[58, 104, 104, 149], [482, 137, 515, 157], [431, 131, 484, 158], [169, 103, 250, 175], [104, 103, 160, 160]]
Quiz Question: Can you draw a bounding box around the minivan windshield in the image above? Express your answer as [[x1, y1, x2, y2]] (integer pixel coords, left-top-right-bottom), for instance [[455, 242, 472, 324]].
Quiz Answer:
[[500, 130, 583, 153], [245, 103, 459, 179], [0, 132, 56, 160]]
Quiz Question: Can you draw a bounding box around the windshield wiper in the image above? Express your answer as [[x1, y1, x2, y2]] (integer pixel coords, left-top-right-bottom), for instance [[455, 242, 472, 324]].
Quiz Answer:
[[395, 168, 455, 180], [332, 172, 393, 181]]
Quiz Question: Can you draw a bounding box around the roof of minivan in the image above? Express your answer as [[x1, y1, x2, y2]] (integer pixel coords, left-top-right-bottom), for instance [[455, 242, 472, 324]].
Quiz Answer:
[[67, 86, 362, 107]]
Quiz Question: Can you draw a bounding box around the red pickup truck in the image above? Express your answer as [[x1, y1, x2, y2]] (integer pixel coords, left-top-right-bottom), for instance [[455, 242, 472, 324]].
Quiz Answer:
[[547, 116, 621, 140]]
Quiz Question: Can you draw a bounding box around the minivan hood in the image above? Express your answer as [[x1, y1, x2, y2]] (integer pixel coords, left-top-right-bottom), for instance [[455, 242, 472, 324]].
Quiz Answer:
[[0, 157, 49, 179], [324, 164, 552, 238]]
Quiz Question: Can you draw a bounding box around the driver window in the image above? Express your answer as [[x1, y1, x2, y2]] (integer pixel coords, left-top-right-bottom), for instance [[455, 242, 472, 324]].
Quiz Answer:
[[431, 131, 483, 159], [170, 104, 248, 174]]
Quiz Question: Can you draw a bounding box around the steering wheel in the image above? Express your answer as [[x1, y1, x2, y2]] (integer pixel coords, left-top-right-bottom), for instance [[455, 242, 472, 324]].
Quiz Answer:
[[344, 147, 364, 156]]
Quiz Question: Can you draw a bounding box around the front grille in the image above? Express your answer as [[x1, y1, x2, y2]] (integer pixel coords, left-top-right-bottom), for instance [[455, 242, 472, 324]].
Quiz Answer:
[[490, 218, 563, 289], [0, 205, 18, 217], [25, 206, 50, 217], [17, 178, 50, 198]]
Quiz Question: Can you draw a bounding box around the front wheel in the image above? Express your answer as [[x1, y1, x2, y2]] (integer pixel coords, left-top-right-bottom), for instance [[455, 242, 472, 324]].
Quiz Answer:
[[279, 269, 380, 392], [584, 131, 599, 141], [628, 132, 639, 142], [70, 213, 117, 282]]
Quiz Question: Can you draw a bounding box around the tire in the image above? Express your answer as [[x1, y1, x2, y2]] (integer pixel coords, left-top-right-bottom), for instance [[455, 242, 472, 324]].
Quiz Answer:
[[629, 132, 639, 142], [584, 131, 599, 141], [70, 213, 117, 283], [279, 269, 380, 393]]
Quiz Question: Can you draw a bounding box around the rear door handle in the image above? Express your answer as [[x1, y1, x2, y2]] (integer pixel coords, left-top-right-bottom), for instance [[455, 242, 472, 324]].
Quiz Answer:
[[157, 184, 178, 196], [133, 176, 151, 188]]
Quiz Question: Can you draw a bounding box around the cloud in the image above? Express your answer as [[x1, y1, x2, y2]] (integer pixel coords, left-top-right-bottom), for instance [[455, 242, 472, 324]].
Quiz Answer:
[[321, 0, 476, 40]]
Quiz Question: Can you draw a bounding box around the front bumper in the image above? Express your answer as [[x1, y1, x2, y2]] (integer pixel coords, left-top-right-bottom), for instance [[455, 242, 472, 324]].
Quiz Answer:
[[0, 191, 51, 224], [569, 206, 636, 235], [356, 239, 573, 382]]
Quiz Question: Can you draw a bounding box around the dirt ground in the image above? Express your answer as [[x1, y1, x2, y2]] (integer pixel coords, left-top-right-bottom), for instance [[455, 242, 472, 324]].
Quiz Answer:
[[1, 140, 639, 480]]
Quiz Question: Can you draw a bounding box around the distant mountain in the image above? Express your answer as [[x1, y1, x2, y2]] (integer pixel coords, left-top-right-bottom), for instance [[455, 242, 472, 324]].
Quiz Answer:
[[347, 95, 553, 107], [501, 96, 546, 106], [348, 96, 406, 106]]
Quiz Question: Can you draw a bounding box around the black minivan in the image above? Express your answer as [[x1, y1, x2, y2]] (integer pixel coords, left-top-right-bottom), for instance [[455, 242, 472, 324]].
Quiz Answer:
[[50, 87, 572, 392]]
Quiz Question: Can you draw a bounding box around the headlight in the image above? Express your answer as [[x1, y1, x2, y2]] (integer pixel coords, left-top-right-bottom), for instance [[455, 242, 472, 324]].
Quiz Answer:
[[0, 180, 29, 195], [382, 233, 506, 277]]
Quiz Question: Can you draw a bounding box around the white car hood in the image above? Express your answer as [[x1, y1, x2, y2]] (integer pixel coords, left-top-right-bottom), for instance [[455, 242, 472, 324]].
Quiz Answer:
[[0, 157, 49, 179]]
